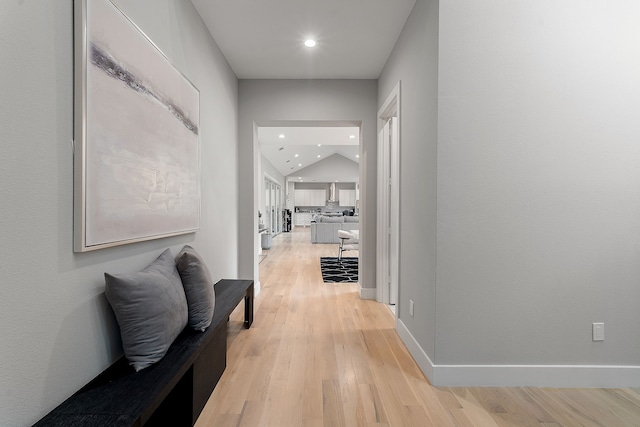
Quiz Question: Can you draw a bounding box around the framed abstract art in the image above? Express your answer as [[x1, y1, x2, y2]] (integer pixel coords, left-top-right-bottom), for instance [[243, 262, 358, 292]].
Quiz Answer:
[[73, 0, 200, 252]]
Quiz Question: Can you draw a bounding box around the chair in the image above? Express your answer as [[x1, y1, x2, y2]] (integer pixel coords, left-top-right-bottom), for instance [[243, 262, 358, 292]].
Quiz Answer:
[[337, 229, 359, 261]]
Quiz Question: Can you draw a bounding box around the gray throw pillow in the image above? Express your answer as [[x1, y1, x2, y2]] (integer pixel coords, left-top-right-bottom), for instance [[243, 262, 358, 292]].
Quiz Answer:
[[345, 216, 359, 223], [104, 249, 188, 372], [175, 245, 215, 332]]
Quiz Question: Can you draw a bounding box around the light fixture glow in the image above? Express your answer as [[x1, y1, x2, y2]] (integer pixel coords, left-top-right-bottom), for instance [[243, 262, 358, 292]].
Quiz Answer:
[[356, 154, 360, 158], [349, 135, 356, 139], [317, 155, 321, 158], [279, 134, 285, 139], [298, 163, 302, 167], [317, 144, 322, 147], [304, 39, 317, 48], [294, 154, 299, 158]]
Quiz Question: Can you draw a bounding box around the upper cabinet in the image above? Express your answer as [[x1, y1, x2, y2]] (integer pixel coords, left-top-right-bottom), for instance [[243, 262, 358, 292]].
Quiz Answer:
[[294, 189, 326, 207], [338, 189, 357, 207]]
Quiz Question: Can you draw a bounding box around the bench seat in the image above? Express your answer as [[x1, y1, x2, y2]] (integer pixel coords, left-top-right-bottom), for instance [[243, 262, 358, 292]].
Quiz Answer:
[[33, 279, 254, 427]]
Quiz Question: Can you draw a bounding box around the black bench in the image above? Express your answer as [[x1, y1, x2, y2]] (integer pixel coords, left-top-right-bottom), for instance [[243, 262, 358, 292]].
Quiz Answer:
[[33, 279, 254, 427]]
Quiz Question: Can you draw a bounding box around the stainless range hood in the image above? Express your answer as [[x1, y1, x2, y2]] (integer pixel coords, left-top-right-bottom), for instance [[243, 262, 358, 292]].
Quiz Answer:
[[326, 183, 337, 204]]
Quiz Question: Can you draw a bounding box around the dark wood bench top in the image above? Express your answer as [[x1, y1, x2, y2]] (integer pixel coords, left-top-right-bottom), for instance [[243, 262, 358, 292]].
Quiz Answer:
[[33, 279, 254, 427]]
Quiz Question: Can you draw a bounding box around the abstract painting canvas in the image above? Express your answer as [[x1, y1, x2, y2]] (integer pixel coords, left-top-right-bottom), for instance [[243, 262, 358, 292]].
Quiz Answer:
[[74, 0, 200, 252]]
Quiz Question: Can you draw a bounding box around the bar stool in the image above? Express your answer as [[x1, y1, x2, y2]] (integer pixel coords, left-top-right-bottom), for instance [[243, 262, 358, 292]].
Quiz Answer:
[[337, 229, 358, 261]]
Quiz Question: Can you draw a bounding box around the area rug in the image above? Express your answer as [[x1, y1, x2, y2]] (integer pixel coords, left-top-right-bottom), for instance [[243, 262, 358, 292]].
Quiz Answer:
[[320, 257, 358, 283]]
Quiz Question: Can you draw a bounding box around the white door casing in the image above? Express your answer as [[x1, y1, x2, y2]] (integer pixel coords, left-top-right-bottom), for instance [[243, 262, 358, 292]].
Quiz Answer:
[[377, 82, 400, 308]]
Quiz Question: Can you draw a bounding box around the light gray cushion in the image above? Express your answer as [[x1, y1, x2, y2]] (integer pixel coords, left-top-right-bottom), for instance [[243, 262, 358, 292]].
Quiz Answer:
[[175, 245, 215, 331], [321, 215, 344, 223], [344, 216, 359, 223], [104, 249, 188, 371]]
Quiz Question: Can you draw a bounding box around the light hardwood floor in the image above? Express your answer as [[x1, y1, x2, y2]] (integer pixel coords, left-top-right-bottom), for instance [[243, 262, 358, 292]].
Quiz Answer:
[[196, 228, 640, 426]]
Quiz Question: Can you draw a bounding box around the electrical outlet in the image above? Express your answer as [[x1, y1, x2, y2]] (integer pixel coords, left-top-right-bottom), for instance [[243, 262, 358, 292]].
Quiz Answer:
[[592, 323, 604, 342], [409, 299, 414, 317]]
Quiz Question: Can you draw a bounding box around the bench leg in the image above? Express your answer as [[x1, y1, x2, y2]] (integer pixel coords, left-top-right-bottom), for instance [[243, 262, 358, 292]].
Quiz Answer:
[[244, 282, 254, 328]]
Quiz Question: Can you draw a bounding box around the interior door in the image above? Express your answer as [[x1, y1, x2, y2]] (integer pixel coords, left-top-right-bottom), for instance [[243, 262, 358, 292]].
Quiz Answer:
[[377, 125, 390, 304], [275, 185, 282, 234], [377, 118, 399, 306], [265, 180, 271, 232], [389, 117, 399, 305]]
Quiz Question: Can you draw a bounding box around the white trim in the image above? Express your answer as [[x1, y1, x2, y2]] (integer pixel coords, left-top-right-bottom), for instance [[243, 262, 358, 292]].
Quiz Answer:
[[378, 81, 400, 121], [397, 319, 640, 388], [397, 319, 434, 383], [433, 364, 640, 388], [254, 281, 261, 297], [376, 81, 401, 306], [359, 284, 377, 300]]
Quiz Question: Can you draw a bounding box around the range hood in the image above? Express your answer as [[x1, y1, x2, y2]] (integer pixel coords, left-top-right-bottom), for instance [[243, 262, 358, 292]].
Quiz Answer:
[[326, 183, 337, 204]]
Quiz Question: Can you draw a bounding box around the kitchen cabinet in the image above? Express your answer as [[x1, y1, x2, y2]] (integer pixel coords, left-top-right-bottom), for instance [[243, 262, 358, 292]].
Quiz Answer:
[[338, 189, 357, 206], [294, 189, 326, 207], [313, 189, 326, 206]]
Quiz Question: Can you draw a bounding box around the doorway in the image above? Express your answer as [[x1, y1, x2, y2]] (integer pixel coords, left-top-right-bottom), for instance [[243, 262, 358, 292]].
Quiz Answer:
[[264, 177, 282, 236], [254, 120, 363, 289], [377, 83, 400, 310]]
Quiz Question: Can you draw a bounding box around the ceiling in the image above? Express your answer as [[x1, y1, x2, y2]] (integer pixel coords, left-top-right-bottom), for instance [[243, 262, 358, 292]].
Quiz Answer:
[[190, 0, 415, 178], [190, 0, 416, 79], [258, 126, 359, 180]]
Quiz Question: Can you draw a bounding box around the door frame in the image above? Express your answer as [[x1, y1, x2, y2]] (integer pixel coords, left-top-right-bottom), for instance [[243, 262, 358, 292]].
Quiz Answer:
[[377, 82, 401, 308]]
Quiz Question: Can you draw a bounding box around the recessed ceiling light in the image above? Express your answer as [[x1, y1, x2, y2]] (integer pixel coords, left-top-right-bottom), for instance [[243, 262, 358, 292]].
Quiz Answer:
[[356, 154, 360, 158], [349, 135, 356, 139], [304, 39, 317, 48], [294, 154, 299, 158], [279, 134, 285, 139], [317, 144, 322, 147], [317, 155, 321, 158], [298, 177, 302, 180], [298, 163, 302, 167]]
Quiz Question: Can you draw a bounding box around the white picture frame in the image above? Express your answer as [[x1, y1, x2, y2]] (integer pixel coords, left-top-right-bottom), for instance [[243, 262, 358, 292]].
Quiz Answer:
[[74, 0, 200, 252]]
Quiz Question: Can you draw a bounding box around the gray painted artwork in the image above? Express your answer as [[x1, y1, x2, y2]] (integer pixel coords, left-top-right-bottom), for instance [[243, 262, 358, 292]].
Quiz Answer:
[[75, 0, 200, 251]]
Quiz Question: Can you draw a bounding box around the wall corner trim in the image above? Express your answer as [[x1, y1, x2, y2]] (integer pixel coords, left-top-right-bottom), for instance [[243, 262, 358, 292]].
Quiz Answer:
[[359, 285, 377, 300], [254, 281, 261, 297], [397, 318, 435, 383]]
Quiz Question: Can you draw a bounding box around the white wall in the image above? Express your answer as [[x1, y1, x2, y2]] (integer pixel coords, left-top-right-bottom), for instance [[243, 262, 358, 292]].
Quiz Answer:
[[380, 0, 640, 386], [378, 0, 440, 362], [437, 0, 640, 367], [238, 80, 378, 290], [0, 1, 239, 425], [261, 155, 285, 188], [295, 153, 359, 182]]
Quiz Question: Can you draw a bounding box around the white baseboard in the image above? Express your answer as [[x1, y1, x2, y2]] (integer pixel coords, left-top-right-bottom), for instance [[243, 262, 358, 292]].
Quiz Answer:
[[359, 284, 377, 300], [396, 319, 640, 388], [397, 319, 435, 382]]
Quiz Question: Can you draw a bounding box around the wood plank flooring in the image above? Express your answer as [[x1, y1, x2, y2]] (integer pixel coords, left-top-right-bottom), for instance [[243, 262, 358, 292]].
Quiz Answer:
[[195, 227, 640, 426]]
